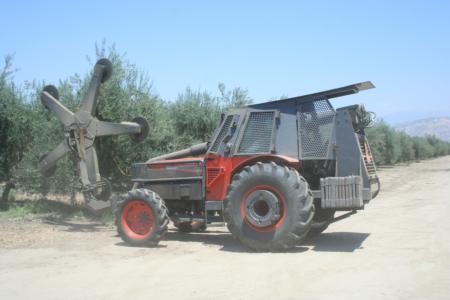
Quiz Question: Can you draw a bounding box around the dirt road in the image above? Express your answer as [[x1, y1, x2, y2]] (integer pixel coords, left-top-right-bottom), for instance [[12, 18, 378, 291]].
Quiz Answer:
[[1, 157, 450, 300]]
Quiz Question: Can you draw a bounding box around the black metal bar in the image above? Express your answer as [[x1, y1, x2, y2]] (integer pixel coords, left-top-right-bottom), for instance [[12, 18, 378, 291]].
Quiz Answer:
[[173, 216, 206, 222], [329, 210, 357, 224], [205, 201, 223, 211], [146, 142, 208, 163], [132, 176, 203, 183], [250, 81, 375, 108]]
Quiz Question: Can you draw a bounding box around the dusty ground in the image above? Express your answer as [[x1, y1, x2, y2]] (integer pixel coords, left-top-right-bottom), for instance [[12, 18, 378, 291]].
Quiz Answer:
[[1, 157, 450, 300]]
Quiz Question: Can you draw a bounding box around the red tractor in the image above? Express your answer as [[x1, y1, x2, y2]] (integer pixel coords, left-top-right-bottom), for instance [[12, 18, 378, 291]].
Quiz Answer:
[[40, 59, 380, 251]]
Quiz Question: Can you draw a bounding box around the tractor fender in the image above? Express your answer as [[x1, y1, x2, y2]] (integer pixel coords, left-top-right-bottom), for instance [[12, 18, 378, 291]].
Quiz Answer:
[[230, 155, 300, 179], [205, 153, 300, 202]]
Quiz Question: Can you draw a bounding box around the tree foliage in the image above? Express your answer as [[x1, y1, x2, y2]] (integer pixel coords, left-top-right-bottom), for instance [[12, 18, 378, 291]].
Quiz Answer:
[[366, 121, 450, 165], [0, 55, 36, 208]]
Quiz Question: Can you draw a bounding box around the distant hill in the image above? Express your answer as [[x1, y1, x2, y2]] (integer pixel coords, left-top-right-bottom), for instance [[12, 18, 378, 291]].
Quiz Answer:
[[395, 117, 450, 142]]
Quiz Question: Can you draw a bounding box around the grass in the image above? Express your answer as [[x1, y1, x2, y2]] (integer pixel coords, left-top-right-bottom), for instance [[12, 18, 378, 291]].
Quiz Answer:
[[0, 198, 114, 225]]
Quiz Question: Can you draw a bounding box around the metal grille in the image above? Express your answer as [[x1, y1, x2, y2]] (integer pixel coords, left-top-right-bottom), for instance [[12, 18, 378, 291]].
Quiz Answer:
[[298, 99, 335, 159], [238, 111, 274, 154], [210, 115, 233, 152], [207, 168, 220, 185]]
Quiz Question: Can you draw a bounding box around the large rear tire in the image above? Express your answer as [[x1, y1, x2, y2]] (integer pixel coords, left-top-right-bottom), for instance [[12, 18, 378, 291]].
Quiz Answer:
[[308, 204, 335, 238], [115, 189, 169, 247], [224, 162, 314, 251]]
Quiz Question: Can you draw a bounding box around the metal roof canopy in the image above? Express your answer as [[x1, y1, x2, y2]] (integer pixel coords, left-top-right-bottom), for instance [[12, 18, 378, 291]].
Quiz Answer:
[[249, 81, 375, 108]]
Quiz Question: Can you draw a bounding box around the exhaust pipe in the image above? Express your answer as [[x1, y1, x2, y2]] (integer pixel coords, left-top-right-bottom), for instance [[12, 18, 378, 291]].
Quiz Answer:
[[146, 142, 209, 163]]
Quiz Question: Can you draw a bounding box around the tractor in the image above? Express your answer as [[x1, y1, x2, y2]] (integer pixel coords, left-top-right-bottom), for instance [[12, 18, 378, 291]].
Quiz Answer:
[[40, 59, 380, 251]]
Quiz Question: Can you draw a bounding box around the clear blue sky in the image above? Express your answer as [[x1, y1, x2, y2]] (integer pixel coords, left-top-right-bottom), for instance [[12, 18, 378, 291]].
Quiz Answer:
[[1, 0, 449, 124]]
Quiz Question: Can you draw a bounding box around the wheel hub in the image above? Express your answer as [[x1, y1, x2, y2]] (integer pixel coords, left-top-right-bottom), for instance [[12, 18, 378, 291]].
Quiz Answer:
[[245, 190, 281, 228], [122, 200, 154, 236]]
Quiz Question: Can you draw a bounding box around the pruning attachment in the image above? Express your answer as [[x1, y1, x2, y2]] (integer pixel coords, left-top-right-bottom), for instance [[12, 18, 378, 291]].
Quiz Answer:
[[38, 58, 149, 208]]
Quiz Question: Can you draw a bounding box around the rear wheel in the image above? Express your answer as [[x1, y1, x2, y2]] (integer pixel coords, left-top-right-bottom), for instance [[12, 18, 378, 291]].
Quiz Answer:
[[116, 189, 169, 246], [224, 162, 314, 251]]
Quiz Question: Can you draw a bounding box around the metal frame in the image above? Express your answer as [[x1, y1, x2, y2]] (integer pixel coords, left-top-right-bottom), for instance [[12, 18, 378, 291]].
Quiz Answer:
[[234, 109, 279, 156], [296, 98, 336, 160], [39, 59, 148, 204], [208, 114, 241, 155], [249, 81, 375, 109]]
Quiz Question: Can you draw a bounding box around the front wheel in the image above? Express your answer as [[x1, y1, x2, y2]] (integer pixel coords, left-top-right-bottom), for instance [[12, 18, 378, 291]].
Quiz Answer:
[[224, 162, 314, 251], [116, 189, 169, 246]]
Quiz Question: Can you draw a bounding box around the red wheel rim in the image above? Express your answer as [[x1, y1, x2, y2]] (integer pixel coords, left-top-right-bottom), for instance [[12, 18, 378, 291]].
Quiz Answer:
[[240, 185, 287, 233], [121, 200, 155, 240]]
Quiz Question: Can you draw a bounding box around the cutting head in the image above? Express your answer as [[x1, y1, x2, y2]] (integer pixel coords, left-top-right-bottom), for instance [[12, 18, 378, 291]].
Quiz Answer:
[[39, 58, 149, 203]]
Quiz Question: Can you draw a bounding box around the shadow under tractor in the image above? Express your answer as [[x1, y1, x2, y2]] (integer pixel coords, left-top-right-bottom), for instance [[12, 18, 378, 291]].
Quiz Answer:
[[39, 59, 380, 251]]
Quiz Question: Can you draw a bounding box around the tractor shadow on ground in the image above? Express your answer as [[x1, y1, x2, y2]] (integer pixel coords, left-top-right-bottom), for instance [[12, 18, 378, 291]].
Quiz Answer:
[[163, 229, 257, 253], [43, 216, 108, 233], [163, 229, 370, 253], [305, 232, 370, 252], [115, 242, 168, 249]]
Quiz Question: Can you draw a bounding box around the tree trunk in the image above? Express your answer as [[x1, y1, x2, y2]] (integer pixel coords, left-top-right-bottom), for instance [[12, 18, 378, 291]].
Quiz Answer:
[[0, 181, 15, 211], [70, 189, 76, 206]]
